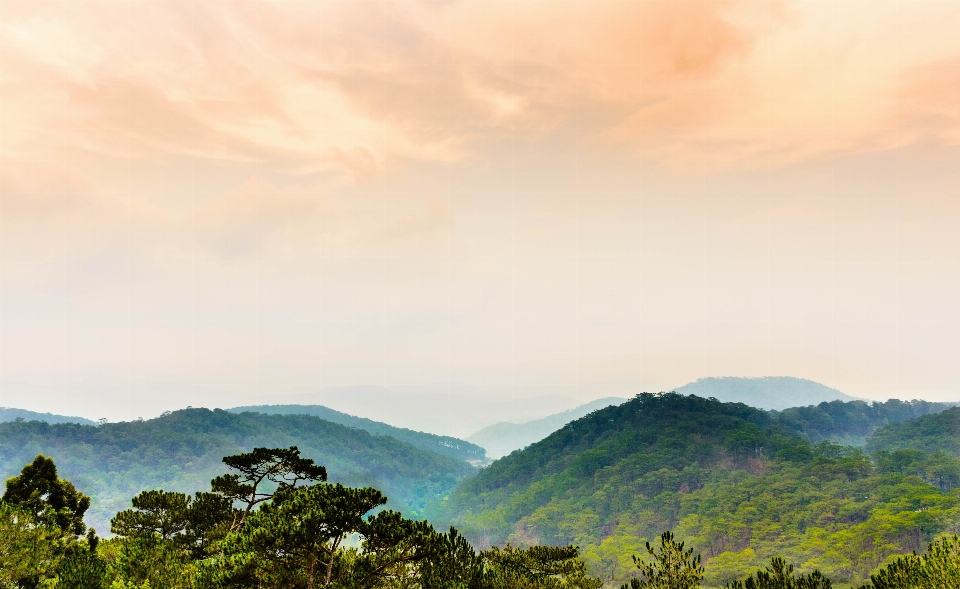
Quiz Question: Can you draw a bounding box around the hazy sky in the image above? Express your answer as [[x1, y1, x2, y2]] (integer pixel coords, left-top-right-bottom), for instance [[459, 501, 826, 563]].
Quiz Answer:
[[2, 0, 960, 419]]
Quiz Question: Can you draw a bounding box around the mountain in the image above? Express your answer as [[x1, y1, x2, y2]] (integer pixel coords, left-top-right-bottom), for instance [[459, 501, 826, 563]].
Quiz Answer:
[[866, 405, 960, 456], [228, 404, 487, 462], [673, 376, 856, 410], [0, 407, 97, 426], [0, 408, 474, 536], [243, 384, 581, 438], [466, 397, 627, 459], [445, 393, 960, 587]]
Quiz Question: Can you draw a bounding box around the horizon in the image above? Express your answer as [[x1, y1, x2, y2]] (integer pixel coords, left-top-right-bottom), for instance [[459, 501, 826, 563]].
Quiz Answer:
[[2, 374, 954, 430], [3, 1, 960, 421]]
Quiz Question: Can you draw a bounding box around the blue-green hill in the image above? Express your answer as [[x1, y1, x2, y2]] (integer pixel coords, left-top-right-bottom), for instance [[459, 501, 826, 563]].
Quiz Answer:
[[0, 408, 474, 537], [0, 407, 96, 426]]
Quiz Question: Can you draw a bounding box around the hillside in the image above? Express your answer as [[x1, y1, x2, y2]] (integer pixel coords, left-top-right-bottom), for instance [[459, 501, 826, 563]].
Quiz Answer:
[[445, 393, 960, 587], [467, 397, 626, 459], [0, 408, 474, 536], [775, 398, 956, 446], [866, 406, 960, 456], [674, 376, 855, 410], [0, 406, 96, 426], [229, 404, 487, 462]]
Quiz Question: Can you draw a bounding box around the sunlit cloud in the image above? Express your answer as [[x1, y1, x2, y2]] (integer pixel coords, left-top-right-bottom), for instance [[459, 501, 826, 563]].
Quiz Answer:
[[4, 0, 958, 179]]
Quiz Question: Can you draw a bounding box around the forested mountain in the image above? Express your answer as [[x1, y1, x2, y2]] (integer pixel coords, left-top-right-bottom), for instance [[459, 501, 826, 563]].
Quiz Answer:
[[674, 376, 856, 410], [866, 406, 960, 456], [0, 406, 96, 425], [467, 397, 626, 459], [0, 408, 474, 536], [775, 398, 956, 446], [445, 393, 960, 587], [229, 404, 487, 462]]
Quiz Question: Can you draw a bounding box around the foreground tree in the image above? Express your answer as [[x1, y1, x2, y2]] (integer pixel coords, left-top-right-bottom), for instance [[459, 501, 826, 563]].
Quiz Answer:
[[2, 455, 99, 589], [3, 453, 90, 536], [484, 545, 603, 589], [206, 483, 427, 588], [56, 548, 107, 589], [0, 501, 62, 588], [620, 531, 704, 589], [111, 489, 234, 559], [103, 533, 198, 589], [860, 534, 960, 589], [727, 557, 832, 589], [210, 446, 327, 530]]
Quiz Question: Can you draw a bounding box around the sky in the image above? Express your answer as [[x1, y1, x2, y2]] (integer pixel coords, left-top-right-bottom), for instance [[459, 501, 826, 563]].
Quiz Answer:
[[2, 0, 960, 420]]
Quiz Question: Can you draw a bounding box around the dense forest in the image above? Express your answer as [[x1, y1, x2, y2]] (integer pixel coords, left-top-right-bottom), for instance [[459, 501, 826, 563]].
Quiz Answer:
[[445, 393, 960, 587], [866, 406, 960, 456], [774, 399, 955, 446], [4, 446, 960, 589], [228, 404, 486, 462], [0, 409, 474, 535]]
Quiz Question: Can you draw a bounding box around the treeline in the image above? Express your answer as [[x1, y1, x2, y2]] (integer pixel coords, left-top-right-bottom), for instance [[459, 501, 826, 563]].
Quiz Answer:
[[0, 409, 474, 533], [774, 399, 955, 445], [3, 450, 959, 589], [866, 406, 960, 456]]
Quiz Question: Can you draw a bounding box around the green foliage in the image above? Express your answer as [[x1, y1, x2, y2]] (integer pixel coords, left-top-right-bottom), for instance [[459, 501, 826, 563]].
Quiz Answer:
[[4, 454, 90, 535], [0, 501, 64, 589], [619, 532, 703, 589], [415, 527, 486, 588], [726, 557, 831, 589], [110, 490, 233, 559], [872, 449, 960, 491], [56, 549, 107, 589], [210, 446, 327, 529], [0, 409, 475, 532], [482, 545, 603, 589], [859, 534, 960, 589], [775, 400, 954, 446], [111, 490, 192, 538], [207, 482, 389, 587], [101, 535, 197, 589], [866, 407, 960, 457]]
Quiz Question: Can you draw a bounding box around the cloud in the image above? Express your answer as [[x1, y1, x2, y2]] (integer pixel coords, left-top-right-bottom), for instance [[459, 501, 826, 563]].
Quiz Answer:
[[890, 54, 960, 147], [4, 0, 959, 180]]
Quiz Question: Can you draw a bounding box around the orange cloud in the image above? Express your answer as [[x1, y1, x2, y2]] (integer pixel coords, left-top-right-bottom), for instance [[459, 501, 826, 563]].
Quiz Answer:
[[3, 0, 958, 178]]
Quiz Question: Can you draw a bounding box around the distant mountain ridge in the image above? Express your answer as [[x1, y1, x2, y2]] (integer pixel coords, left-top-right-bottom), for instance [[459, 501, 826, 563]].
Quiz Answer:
[[467, 397, 627, 459], [673, 376, 856, 410], [244, 384, 582, 438], [229, 404, 487, 462], [0, 407, 96, 426]]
